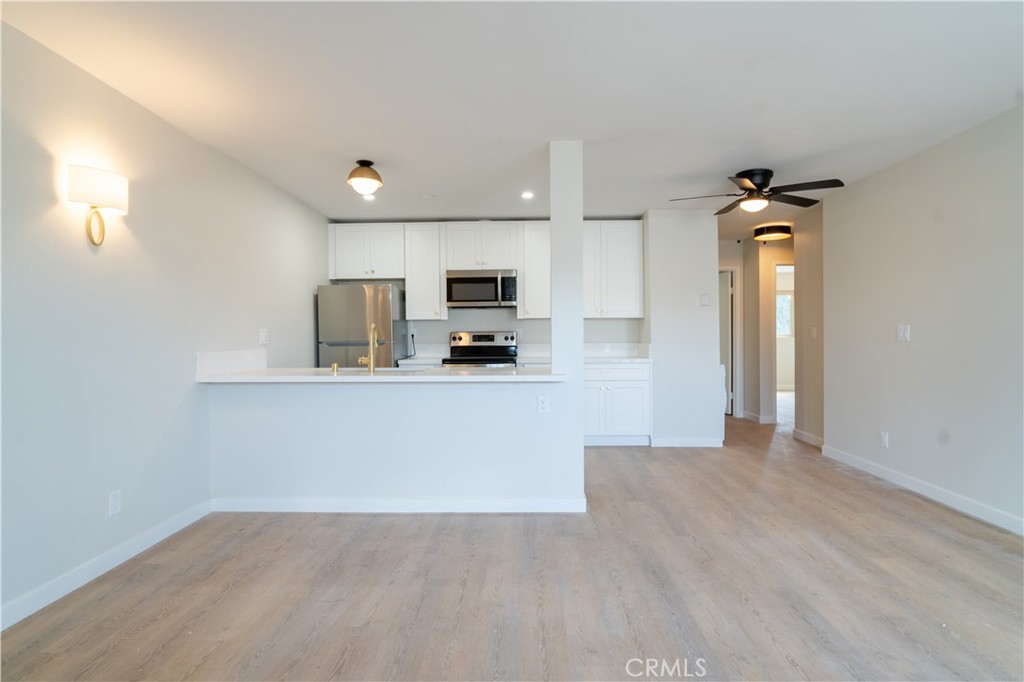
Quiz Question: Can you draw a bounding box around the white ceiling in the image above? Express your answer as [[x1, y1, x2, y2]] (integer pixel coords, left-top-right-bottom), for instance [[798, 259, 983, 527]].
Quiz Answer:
[[5, 2, 1022, 240]]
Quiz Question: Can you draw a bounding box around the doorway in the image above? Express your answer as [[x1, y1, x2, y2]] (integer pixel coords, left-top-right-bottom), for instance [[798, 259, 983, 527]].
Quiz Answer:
[[775, 264, 795, 431], [719, 270, 734, 415]]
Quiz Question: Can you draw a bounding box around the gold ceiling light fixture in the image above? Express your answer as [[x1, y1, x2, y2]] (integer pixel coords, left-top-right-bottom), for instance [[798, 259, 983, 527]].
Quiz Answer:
[[66, 164, 129, 247], [753, 224, 793, 242], [347, 159, 383, 196]]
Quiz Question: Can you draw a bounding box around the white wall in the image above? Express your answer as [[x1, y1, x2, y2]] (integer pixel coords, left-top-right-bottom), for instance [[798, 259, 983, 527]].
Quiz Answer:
[[1, 27, 327, 624], [793, 205, 824, 446], [644, 210, 723, 446], [823, 106, 1023, 534]]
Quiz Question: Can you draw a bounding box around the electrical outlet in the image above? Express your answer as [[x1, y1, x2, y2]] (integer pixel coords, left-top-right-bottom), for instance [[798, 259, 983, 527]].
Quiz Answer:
[[109, 490, 121, 516], [880, 431, 890, 449], [537, 395, 550, 414], [259, 328, 270, 345]]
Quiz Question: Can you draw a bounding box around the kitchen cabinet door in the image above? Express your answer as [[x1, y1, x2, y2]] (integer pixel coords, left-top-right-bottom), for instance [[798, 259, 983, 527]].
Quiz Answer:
[[519, 222, 550, 319], [583, 382, 605, 434], [582, 220, 643, 318], [404, 223, 447, 320], [582, 223, 602, 317], [604, 381, 650, 435], [329, 225, 369, 279], [367, 225, 406, 278], [329, 224, 405, 279], [445, 222, 482, 270], [600, 221, 643, 318], [479, 223, 517, 269], [445, 222, 518, 270]]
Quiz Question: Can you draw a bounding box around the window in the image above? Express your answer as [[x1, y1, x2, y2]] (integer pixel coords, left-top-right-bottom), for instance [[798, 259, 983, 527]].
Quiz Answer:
[[776, 292, 794, 337]]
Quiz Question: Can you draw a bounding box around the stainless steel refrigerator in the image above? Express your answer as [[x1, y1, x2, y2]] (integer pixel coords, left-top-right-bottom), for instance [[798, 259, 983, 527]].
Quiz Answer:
[[316, 284, 410, 368]]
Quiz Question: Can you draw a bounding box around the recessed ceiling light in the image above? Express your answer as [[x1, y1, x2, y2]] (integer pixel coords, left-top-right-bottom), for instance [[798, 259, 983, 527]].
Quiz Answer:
[[521, 191, 534, 200], [362, 194, 375, 202]]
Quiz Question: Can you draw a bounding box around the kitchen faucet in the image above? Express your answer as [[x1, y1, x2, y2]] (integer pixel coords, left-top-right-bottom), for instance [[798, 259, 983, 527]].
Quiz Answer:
[[358, 323, 379, 373]]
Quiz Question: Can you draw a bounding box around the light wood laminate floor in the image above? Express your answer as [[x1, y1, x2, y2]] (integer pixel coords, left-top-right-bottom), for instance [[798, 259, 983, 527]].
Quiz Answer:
[[3, 418, 1022, 681]]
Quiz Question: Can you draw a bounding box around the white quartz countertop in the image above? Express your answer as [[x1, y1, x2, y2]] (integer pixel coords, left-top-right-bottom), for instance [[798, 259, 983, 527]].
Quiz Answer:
[[200, 366, 566, 384]]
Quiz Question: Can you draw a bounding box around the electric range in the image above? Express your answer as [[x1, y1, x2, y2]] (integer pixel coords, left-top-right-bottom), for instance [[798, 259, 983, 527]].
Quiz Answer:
[[441, 331, 518, 368]]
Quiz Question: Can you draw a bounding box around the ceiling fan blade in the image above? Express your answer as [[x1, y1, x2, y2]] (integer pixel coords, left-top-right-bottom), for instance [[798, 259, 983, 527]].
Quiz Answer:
[[769, 179, 845, 194], [669, 192, 742, 202], [728, 176, 758, 191], [770, 193, 819, 208], [714, 199, 743, 215]]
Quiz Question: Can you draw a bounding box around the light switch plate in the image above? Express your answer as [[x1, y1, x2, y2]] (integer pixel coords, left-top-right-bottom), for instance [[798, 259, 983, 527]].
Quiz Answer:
[[897, 324, 911, 342], [259, 328, 270, 345]]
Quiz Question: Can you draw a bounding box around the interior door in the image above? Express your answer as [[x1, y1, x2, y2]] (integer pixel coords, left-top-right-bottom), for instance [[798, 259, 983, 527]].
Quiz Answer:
[[719, 271, 734, 415]]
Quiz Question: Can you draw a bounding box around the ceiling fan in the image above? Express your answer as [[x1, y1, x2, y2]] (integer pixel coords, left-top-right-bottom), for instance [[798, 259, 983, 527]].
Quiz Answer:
[[670, 168, 844, 215]]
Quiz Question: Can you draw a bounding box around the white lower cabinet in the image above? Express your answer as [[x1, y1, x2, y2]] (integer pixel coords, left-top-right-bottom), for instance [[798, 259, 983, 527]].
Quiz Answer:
[[584, 363, 651, 444]]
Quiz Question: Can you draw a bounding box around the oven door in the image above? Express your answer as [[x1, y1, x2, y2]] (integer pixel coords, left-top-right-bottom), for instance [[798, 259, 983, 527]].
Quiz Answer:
[[442, 358, 517, 368]]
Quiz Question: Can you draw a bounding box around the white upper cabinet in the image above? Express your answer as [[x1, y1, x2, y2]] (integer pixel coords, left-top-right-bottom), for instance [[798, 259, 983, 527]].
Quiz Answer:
[[404, 223, 447, 321], [583, 220, 643, 318], [518, 221, 551, 319], [446, 222, 518, 270], [329, 224, 405, 279]]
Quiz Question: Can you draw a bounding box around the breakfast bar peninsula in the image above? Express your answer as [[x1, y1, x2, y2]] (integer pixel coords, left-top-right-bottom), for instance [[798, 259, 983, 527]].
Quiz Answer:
[[200, 364, 584, 513]]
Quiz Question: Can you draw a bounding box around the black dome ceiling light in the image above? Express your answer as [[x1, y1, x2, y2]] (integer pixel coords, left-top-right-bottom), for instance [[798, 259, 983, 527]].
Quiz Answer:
[[753, 224, 793, 242], [670, 168, 845, 215]]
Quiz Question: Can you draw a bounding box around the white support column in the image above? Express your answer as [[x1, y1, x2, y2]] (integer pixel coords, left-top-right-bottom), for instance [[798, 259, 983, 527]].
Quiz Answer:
[[549, 141, 584, 378], [548, 141, 585, 463]]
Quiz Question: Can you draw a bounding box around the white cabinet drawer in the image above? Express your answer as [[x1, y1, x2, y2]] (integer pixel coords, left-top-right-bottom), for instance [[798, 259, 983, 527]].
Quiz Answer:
[[584, 365, 649, 381]]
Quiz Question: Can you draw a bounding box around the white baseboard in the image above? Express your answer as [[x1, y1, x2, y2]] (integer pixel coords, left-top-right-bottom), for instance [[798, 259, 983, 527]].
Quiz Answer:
[[584, 435, 650, 446], [211, 497, 588, 514], [743, 411, 775, 425], [2, 501, 212, 629], [650, 438, 723, 448], [794, 429, 824, 448], [822, 446, 1023, 535]]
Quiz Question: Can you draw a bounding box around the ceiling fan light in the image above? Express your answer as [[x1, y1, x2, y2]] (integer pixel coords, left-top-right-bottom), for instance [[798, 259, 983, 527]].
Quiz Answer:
[[753, 224, 793, 242], [739, 197, 769, 212], [347, 160, 383, 195]]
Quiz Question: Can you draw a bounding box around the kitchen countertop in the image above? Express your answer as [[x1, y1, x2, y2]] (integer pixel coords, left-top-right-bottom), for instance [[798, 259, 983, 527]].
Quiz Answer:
[[199, 366, 566, 384]]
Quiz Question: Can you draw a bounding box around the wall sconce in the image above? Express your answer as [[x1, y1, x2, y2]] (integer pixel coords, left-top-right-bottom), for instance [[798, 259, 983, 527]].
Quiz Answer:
[[347, 159, 383, 196], [753, 224, 793, 242], [66, 164, 129, 246]]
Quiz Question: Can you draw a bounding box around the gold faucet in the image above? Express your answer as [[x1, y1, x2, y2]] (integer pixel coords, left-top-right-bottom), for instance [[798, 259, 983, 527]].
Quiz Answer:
[[357, 323, 379, 373]]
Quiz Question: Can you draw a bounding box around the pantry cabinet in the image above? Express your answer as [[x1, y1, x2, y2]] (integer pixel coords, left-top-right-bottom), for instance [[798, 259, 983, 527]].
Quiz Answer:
[[446, 222, 518, 270], [329, 223, 405, 279], [404, 223, 447, 320], [583, 220, 643, 318]]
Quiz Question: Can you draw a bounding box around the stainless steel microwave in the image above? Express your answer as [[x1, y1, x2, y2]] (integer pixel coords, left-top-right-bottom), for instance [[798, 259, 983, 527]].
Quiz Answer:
[[446, 269, 517, 308]]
